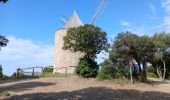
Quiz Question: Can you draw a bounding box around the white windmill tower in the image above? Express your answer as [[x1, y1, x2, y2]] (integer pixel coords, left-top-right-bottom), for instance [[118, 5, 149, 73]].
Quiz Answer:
[[53, 0, 107, 74]]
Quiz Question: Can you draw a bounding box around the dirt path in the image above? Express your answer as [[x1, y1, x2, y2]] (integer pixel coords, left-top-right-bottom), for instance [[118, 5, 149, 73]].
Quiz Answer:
[[0, 76, 170, 100]]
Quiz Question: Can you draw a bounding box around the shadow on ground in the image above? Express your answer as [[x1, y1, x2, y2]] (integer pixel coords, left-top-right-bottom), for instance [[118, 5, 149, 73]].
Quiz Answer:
[[0, 78, 37, 85], [147, 79, 170, 86], [7, 86, 170, 100], [0, 81, 55, 92]]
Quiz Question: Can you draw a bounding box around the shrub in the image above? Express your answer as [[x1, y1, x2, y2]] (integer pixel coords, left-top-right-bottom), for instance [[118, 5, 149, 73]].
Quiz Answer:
[[43, 66, 53, 73], [147, 66, 157, 78], [97, 60, 115, 80], [76, 57, 99, 78], [114, 61, 129, 79], [0, 75, 10, 80], [11, 72, 17, 78], [97, 59, 129, 80], [0, 65, 3, 78], [97, 66, 115, 80]]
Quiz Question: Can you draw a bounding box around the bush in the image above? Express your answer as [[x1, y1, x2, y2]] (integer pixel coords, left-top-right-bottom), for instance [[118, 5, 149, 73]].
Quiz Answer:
[[43, 66, 53, 73], [10, 72, 39, 79], [0, 75, 10, 80], [76, 57, 99, 78], [147, 66, 157, 78], [11, 72, 17, 78], [97, 59, 129, 80], [114, 61, 129, 79], [97, 66, 115, 80], [0, 65, 3, 78], [97, 60, 115, 80]]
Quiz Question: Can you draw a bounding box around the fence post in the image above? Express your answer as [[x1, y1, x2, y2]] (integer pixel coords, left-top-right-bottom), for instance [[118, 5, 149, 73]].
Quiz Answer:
[[65, 67, 67, 77], [41, 67, 43, 77], [32, 67, 34, 76]]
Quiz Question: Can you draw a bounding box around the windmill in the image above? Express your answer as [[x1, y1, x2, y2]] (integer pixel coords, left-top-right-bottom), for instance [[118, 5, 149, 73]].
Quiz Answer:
[[89, 0, 107, 24], [59, 13, 70, 27]]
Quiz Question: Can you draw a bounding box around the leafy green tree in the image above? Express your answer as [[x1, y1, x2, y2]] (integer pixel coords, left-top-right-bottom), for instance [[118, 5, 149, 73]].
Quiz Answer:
[[63, 24, 109, 59], [151, 32, 170, 81], [0, 35, 8, 50], [113, 31, 156, 81], [63, 24, 108, 77]]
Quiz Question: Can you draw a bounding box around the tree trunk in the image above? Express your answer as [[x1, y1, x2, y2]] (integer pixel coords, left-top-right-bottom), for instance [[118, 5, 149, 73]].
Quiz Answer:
[[136, 60, 142, 72], [161, 58, 166, 81], [142, 61, 147, 81], [143, 64, 147, 80], [156, 65, 162, 80]]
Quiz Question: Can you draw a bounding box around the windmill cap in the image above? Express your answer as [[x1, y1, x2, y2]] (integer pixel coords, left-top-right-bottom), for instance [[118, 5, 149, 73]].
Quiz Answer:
[[64, 11, 83, 28]]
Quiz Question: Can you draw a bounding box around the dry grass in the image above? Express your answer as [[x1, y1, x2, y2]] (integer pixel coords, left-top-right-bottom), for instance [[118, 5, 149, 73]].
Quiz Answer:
[[0, 76, 170, 100]]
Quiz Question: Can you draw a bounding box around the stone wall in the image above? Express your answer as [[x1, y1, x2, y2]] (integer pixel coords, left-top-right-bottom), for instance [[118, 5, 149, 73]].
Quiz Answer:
[[53, 29, 84, 73]]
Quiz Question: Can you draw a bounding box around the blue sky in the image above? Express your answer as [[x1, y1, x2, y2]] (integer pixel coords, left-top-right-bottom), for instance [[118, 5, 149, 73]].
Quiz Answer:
[[0, 0, 170, 75]]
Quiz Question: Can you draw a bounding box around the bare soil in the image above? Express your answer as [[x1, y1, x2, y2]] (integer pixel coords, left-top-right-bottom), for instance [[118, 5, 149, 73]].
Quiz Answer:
[[0, 76, 170, 100]]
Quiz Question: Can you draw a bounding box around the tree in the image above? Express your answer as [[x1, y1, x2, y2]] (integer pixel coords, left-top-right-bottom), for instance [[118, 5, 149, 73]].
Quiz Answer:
[[63, 24, 109, 59], [0, 35, 9, 50], [0, 0, 8, 3], [112, 31, 156, 81], [152, 32, 170, 81], [63, 24, 108, 77], [0, 65, 3, 78]]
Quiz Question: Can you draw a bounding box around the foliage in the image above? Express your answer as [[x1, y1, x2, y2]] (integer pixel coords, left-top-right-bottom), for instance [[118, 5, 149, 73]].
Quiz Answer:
[[0, 75, 10, 80], [63, 24, 109, 58], [43, 66, 53, 73], [97, 56, 129, 80], [42, 73, 73, 78], [114, 60, 129, 79], [75, 57, 99, 78], [11, 72, 39, 79], [11, 72, 17, 78], [0, 35, 8, 50], [97, 60, 115, 80], [113, 31, 156, 80], [0, 65, 3, 78], [147, 66, 157, 78], [0, 0, 8, 3], [151, 32, 170, 80]]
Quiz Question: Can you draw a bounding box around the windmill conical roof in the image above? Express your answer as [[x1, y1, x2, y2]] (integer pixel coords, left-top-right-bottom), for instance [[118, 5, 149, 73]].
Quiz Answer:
[[65, 11, 83, 28]]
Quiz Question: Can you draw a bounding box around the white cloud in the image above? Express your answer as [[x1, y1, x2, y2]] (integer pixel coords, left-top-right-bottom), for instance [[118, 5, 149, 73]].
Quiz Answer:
[[163, 16, 170, 32], [162, 0, 170, 32], [120, 21, 131, 27], [120, 21, 148, 36], [162, 0, 170, 14], [0, 36, 54, 75]]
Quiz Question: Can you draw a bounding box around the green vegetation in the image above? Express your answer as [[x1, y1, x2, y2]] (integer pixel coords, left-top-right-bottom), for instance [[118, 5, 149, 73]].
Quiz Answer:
[[0, 65, 10, 80], [147, 66, 157, 78], [97, 66, 114, 80], [64, 24, 108, 78], [43, 66, 53, 73], [10, 72, 39, 79], [97, 32, 170, 82], [76, 57, 98, 78], [0, 65, 3, 78], [42, 73, 73, 78], [0, 35, 8, 50]]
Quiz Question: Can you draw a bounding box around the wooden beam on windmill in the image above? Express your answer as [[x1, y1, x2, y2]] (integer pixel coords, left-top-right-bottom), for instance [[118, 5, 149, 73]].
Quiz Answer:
[[90, 0, 107, 24]]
